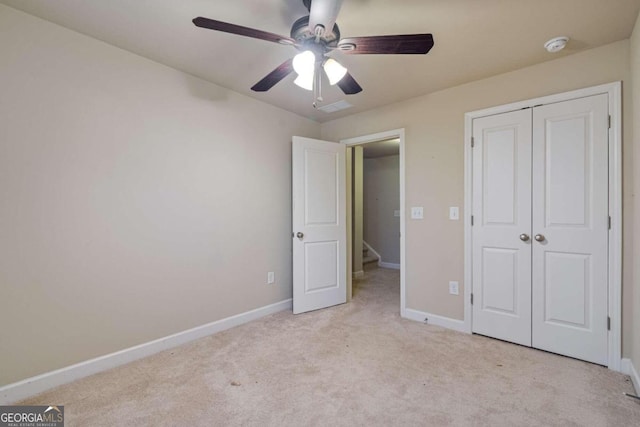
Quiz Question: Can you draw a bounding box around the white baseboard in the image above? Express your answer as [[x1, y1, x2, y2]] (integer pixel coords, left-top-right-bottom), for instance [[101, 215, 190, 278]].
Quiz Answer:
[[378, 262, 400, 270], [621, 358, 640, 394], [403, 308, 467, 333], [353, 270, 365, 279], [0, 298, 292, 404]]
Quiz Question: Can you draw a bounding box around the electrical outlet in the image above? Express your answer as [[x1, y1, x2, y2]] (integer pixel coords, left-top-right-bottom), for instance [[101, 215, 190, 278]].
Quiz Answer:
[[449, 281, 459, 295], [267, 272, 275, 284]]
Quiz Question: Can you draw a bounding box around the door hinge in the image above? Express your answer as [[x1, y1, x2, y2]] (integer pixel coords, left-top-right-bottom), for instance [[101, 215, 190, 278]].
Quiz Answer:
[[471, 293, 474, 305], [608, 115, 611, 129], [471, 137, 475, 148], [607, 316, 611, 331], [471, 215, 474, 226], [608, 216, 612, 230]]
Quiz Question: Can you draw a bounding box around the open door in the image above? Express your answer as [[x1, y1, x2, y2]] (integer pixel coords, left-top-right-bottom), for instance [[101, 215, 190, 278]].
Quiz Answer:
[[292, 136, 347, 314]]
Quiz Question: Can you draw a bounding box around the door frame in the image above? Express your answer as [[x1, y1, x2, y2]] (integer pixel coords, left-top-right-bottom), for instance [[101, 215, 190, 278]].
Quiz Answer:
[[463, 82, 622, 371], [341, 129, 407, 316]]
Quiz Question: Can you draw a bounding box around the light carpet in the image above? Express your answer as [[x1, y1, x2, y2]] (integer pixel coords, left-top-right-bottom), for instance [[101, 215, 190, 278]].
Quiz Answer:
[[20, 265, 640, 426]]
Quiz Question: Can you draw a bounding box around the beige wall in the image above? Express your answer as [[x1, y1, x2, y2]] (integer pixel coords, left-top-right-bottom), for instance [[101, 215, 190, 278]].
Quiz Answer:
[[0, 5, 320, 386], [321, 41, 633, 352], [363, 155, 400, 264], [630, 11, 640, 374]]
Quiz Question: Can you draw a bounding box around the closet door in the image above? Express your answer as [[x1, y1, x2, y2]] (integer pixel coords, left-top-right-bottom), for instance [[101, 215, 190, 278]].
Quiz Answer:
[[531, 94, 609, 365], [472, 109, 532, 346]]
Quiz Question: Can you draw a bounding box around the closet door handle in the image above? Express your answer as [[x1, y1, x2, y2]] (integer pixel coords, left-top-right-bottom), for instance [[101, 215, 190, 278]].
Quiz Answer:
[[519, 234, 530, 242], [534, 234, 545, 242]]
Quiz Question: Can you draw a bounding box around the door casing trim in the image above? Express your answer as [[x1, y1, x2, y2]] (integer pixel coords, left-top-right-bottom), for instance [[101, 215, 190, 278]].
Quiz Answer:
[[463, 82, 622, 371]]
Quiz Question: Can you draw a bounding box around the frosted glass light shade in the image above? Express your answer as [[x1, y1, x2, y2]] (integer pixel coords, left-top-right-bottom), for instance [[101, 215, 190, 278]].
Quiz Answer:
[[323, 58, 347, 85], [294, 73, 314, 91], [293, 50, 315, 91], [292, 51, 316, 77]]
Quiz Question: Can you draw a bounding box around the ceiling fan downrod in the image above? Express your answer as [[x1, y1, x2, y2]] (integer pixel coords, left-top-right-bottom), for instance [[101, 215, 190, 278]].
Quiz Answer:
[[314, 24, 325, 43]]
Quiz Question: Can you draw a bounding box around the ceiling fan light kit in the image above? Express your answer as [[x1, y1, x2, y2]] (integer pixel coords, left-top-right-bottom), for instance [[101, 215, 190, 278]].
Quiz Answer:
[[292, 51, 348, 91], [192, 0, 435, 107]]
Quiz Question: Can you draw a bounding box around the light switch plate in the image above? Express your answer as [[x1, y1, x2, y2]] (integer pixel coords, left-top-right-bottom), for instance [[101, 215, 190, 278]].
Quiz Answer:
[[411, 207, 424, 219], [267, 272, 275, 284], [449, 207, 459, 220], [449, 281, 459, 295], [394, 210, 400, 217]]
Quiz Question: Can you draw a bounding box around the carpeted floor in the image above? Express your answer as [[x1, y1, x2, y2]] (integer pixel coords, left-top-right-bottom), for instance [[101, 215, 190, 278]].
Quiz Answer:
[[21, 265, 640, 426]]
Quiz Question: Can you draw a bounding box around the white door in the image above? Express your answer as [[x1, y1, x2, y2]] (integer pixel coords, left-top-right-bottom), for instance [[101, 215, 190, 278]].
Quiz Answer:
[[471, 94, 610, 365], [472, 109, 533, 346], [292, 136, 347, 314], [531, 94, 609, 365]]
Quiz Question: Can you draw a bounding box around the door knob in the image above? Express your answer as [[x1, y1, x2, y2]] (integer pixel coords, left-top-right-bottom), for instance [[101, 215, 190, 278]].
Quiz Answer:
[[534, 234, 545, 242], [519, 234, 530, 242], [296, 232, 304, 239]]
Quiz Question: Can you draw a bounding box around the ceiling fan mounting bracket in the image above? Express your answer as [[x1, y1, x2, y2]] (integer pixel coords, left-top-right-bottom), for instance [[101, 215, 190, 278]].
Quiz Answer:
[[290, 16, 340, 49]]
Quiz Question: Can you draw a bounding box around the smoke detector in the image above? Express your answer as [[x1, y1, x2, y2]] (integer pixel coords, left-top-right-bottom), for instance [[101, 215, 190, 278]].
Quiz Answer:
[[544, 36, 569, 53]]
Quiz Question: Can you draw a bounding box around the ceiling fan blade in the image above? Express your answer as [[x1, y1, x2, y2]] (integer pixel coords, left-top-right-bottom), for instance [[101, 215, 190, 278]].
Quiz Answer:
[[251, 59, 295, 92], [193, 17, 296, 46], [309, 0, 344, 37], [338, 34, 434, 54], [337, 72, 362, 95]]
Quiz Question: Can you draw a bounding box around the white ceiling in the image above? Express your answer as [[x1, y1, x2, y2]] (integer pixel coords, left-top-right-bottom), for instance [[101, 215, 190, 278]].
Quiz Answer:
[[3, 0, 639, 122]]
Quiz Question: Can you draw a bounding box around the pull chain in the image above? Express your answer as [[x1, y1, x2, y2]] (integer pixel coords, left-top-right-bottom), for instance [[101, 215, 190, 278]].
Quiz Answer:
[[313, 60, 323, 108]]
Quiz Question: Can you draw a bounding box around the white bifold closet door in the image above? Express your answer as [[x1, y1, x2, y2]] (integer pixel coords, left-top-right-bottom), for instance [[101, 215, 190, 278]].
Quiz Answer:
[[531, 95, 609, 365], [472, 109, 533, 347], [472, 94, 609, 365]]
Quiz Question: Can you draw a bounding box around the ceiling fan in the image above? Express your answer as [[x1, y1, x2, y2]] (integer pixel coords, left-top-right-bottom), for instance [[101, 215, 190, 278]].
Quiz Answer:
[[193, 0, 434, 106]]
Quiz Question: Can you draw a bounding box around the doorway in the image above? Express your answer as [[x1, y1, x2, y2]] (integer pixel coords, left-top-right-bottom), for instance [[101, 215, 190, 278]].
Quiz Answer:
[[341, 129, 406, 315]]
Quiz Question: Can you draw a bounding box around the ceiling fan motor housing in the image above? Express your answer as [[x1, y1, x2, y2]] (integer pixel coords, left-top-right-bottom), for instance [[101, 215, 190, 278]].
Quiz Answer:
[[291, 16, 341, 49]]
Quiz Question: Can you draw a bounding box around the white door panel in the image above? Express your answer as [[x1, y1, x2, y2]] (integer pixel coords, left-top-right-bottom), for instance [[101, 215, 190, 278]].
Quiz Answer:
[[481, 248, 519, 315], [472, 109, 532, 346], [531, 94, 609, 365], [292, 137, 346, 314]]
